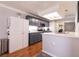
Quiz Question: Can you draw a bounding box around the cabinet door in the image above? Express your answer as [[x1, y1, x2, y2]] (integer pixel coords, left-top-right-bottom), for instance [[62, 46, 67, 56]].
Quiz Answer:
[[45, 22, 49, 27], [29, 19, 32, 25], [23, 20, 29, 48], [29, 19, 36, 26], [42, 21, 49, 27], [9, 17, 28, 53]]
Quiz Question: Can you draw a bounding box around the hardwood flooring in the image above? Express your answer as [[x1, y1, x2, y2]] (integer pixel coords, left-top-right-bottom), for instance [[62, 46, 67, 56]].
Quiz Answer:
[[1, 42, 42, 57]]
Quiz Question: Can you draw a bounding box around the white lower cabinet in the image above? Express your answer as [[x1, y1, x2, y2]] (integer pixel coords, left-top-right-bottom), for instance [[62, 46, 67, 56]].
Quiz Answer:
[[42, 34, 79, 57]]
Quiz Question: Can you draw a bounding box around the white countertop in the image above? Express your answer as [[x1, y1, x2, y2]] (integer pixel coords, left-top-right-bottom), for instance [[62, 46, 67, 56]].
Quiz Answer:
[[42, 32, 79, 38]]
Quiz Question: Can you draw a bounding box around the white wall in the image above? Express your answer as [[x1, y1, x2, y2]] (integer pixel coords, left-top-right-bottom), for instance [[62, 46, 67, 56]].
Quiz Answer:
[[0, 7, 27, 39], [49, 21, 56, 32], [75, 4, 79, 34], [75, 1, 79, 34]]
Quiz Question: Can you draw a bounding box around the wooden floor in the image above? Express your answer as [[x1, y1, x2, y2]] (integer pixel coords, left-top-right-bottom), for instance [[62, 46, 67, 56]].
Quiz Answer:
[[1, 42, 42, 57]]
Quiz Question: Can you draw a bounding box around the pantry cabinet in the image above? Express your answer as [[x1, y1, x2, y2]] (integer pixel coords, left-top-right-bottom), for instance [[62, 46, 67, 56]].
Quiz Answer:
[[8, 17, 29, 53]]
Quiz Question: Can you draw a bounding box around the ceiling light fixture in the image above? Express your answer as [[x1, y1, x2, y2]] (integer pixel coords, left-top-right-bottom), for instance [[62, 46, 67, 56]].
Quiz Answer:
[[43, 12, 62, 20]]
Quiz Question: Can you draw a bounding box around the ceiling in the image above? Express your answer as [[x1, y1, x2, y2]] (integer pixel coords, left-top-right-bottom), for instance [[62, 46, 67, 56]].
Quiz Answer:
[[0, 1, 77, 20], [0, 1, 59, 15], [58, 1, 77, 17]]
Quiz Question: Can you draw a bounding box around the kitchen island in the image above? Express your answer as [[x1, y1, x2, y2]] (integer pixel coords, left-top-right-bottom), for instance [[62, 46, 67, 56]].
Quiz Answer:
[[42, 32, 79, 57]]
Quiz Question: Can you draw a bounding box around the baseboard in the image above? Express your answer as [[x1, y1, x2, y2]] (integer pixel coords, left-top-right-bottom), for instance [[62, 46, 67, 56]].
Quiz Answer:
[[42, 50, 57, 57]]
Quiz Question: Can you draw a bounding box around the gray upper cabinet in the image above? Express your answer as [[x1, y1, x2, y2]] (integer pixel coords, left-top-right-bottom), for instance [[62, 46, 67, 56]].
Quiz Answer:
[[39, 20, 49, 27], [41, 21, 49, 27], [29, 19, 32, 25], [29, 18, 38, 26], [29, 19, 36, 26], [29, 18, 49, 27]]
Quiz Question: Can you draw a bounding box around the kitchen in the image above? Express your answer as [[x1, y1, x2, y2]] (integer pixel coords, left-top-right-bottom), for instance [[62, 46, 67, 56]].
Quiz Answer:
[[27, 15, 50, 45], [0, 1, 52, 56], [0, 1, 79, 57]]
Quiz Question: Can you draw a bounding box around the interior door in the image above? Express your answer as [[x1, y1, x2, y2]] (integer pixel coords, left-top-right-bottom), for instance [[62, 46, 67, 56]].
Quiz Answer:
[[8, 17, 26, 53]]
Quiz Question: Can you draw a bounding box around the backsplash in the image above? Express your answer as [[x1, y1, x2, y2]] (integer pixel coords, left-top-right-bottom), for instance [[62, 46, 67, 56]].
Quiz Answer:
[[29, 25, 38, 32]]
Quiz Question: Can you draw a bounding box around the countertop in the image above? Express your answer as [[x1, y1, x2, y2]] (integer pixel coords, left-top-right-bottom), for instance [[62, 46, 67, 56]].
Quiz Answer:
[[42, 32, 79, 38], [29, 31, 52, 33]]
